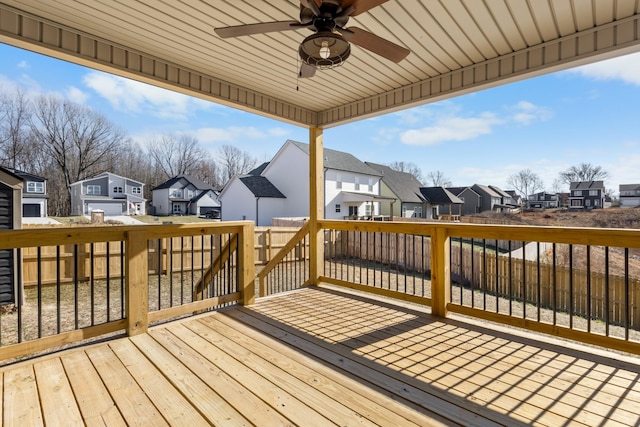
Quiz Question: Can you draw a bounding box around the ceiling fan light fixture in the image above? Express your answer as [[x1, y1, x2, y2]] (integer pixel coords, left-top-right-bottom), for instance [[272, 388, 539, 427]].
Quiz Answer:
[[299, 31, 350, 69]]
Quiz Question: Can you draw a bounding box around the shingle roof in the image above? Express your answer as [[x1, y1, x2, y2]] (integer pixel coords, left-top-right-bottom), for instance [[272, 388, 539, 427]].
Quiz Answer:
[[420, 187, 464, 204], [248, 162, 269, 176], [489, 185, 511, 198], [0, 167, 46, 182], [239, 176, 286, 198], [472, 184, 502, 198], [364, 162, 424, 203], [620, 184, 640, 191], [152, 175, 216, 191], [570, 181, 605, 190], [289, 140, 381, 176]]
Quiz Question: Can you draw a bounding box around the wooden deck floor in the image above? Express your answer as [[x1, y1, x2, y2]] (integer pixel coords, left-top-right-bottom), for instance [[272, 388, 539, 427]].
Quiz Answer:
[[2, 286, 640, 426]]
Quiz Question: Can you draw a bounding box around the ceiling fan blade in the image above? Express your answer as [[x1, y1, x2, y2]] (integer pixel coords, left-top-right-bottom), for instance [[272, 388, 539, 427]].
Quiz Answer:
[[299, 63, 317, 78], [301, 0, 321, 17], [341, 27, 409, 63], [341, 0, 389, 16], [215, 20, 301, 38]]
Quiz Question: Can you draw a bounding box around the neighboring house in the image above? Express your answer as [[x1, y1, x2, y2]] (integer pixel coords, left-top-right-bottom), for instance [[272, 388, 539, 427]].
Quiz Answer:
[[219, 140, 386, 225], [364, 162, 425, 218], [0, 167, 48, 218], [219, 175, 286, 225], [151, 175, 219, 217], [527, 191, 559, 210], [0, 167, 22, 306], [568, 181, 605, 209], [419, 187, 464, 219], [505, 190, 523, 208], [619, 184, 640, 208], [447, 187, 482, 216], [70, 172, 146, 216], [488, 185, 519, 212], [471, 184, 504, 213]]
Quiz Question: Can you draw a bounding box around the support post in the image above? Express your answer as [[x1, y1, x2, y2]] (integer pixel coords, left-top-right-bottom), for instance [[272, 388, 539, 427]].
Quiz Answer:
[[126, 230, 149, 336], [431, 227, 451, 317], [309, 126, 324, 285], [239, 222, 256, 305]]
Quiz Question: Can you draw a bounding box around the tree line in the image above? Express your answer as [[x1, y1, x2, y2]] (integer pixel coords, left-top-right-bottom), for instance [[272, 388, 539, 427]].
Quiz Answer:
[[0, 87, 257, 216]]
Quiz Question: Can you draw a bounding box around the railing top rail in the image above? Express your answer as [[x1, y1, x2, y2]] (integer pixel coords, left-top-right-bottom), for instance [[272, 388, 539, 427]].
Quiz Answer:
[[319, 219, 640, 248], [0, 221, 252, 249]]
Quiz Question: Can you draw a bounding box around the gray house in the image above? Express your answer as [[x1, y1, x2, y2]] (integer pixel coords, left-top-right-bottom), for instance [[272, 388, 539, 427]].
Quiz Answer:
[[447, 187, 482, 216], [569, 181, 605, 209], [151, 175, 220, 217], [419, 187, 464, 219], [528, 191, 559, 209], [619, 184, 640, 208], [70, 172, 147, 216], [0, 167, 23, 306], [471, 184, 504, 213], [364, 162, 424, 218]]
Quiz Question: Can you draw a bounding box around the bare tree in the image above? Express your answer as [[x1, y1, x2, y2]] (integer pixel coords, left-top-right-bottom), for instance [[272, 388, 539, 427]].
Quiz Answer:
[[0, 87, 31, 169], [146, 133, 205, 179], [507, 169, 544, 200], [29, 94, 126, 214], [426, 170, 452, 187], [388, 161, 424, 184], [218, 144, 257, 184], [558, 163, 608, 184]]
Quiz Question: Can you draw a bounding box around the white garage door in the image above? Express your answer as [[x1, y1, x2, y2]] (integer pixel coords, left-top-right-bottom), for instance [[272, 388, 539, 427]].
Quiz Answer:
[[89, 202, 123, 216]]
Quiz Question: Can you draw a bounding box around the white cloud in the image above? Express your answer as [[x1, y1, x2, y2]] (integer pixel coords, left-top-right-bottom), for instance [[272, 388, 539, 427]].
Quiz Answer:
[[511, 101, 552, 125], [66, 86, 89, 104], [82, 71, 213, 120], [17, 60, 28, 69], [569, 52, 640, 86], [400, 113, 501, 146]]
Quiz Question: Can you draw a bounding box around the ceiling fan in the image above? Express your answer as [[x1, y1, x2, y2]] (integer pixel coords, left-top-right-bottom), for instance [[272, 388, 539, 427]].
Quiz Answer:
[[214, 0, 410, 78]]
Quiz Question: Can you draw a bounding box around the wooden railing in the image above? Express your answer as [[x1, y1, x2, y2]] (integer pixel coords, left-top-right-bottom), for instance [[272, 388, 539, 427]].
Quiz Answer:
[[0, 222, 254, 362], [318, 220, 640, 355]]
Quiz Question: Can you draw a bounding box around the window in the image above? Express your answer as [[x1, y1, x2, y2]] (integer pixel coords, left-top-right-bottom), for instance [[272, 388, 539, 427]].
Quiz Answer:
[[171, 189, 183, 198], [113, 186, 123, 193], [131, 187, 142, 194], [414, 206, 423, 218], [355, 177, 360, 191], [585, 199, 591, 206], [365, 204, 371, 215], [594, 199, 600, 206], [26, 182, 44, 193], [187, 190, 194, 199], [368, 178, 373, 192], [87, 185, 100, 195], [335, 204, 341, 213], [173, 203, 182, 214], [589, 190, 598, 196], [573, 190, 582, 196], [348, 206, 358, 216], [336, 174, 342, 189]]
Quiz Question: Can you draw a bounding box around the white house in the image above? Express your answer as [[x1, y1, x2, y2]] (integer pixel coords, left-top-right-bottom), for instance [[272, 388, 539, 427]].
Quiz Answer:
[[219, 140, 385, 225], [619, 184, 640, 208], [70, 172, 146, 216], [151, 175, 220, 217]]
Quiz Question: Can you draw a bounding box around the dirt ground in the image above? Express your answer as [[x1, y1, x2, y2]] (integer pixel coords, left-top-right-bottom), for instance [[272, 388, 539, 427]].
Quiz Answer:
[[474, 207, 640, 229]]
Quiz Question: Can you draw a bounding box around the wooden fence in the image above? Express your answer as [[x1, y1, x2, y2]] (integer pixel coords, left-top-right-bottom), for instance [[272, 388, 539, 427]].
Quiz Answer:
[[331, 230, 640, 329], [21, 227, 306, 286]]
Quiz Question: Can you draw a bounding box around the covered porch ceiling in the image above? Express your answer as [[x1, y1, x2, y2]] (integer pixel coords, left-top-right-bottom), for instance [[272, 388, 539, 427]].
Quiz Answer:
[[1, 1, 639, 129]]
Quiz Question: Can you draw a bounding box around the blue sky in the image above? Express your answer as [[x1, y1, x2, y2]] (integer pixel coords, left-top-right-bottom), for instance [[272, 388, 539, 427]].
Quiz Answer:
[[1, 42, 639, 194]]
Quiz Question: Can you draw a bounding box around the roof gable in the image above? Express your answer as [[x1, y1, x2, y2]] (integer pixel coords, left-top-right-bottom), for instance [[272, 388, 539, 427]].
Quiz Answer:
[[570, 181, 605, 190], [420, 187, 463, 204], [365, 162, 423, 203], [153, 174, 215, 191], [288, 140, 381, 176]]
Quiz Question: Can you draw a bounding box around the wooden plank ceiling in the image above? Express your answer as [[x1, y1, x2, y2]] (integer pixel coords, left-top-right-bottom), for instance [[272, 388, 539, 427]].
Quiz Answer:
[[1, 1, 639, 128]]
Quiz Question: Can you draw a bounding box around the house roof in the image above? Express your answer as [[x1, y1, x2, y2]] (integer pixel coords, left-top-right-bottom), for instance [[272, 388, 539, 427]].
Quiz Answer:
[[239, 176, 286, 198], [289, 140, 380, 176], [364, 162, 423, 204], [72, 171, 145, 187], [248, 162, 269, 176], [190, 189, 218, 204], [620, 184, 640, 191], [472, 184, 502, 198], [152, 175, 215, 191], [8, 169, 46, 182], [419, 187, 463, 205], [3, 2, 637, 128], [489, 185, 511, 199], [569, 181, 605, 190]]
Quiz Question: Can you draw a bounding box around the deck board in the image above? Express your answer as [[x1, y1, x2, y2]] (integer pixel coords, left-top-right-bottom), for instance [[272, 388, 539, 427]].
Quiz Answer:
[[1, 286, 639, 426]]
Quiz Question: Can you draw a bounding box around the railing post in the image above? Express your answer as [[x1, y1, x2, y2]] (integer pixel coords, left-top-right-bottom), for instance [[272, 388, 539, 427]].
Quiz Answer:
[[239, 222, 256, 305], [125, 229, 149, 336], [431, 226, 451, 317], [309, 126, 324, 285]]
